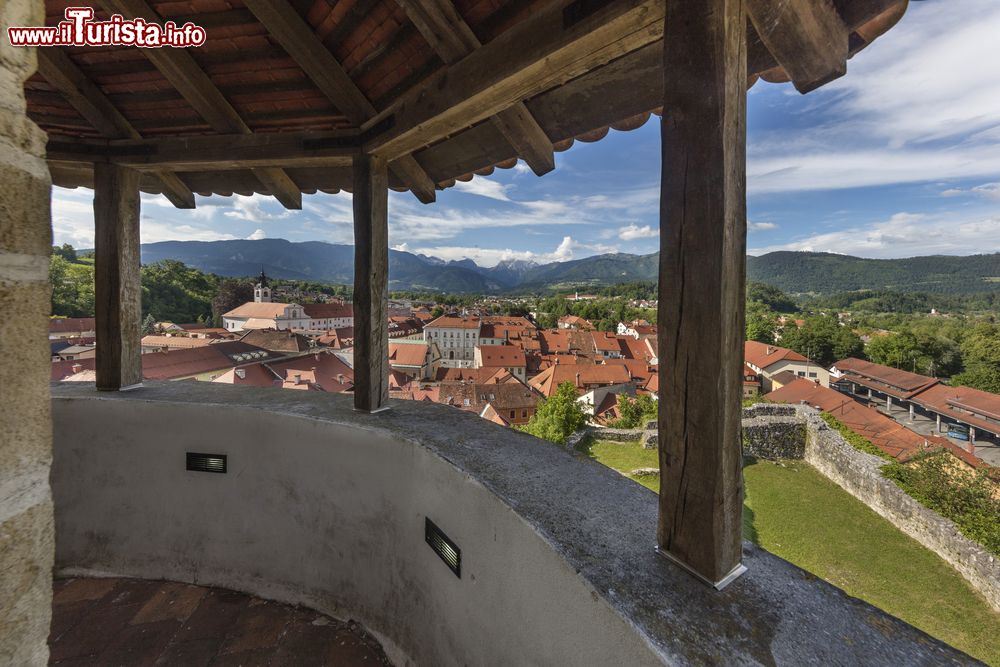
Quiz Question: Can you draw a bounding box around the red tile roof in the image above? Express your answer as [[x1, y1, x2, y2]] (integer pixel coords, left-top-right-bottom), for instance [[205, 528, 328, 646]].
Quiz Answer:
[[477, 345, 526, 368], [388, 342, 428, 368], [766, 378, 978, 465], [744, 341, 808, 370], [911, 384, 1000, 438], [49, 317, 95, 334], [529, 364, 631, 397], [833, 358, 939, 399], [302, 302, 353, 319], [426, 315, 481, 329]]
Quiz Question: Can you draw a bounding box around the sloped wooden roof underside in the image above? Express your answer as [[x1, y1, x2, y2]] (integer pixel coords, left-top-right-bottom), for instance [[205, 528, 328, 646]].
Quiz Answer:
[[28, 0, 909, 205]]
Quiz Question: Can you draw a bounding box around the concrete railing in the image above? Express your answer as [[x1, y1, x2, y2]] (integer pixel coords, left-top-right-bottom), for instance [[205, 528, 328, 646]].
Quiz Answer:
[[50, 383, 974, 666]]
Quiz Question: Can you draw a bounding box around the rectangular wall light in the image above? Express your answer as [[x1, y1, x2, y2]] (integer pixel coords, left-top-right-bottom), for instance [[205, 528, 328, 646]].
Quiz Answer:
[[186, 452, 227, 474], [425, 517, 461, 578]]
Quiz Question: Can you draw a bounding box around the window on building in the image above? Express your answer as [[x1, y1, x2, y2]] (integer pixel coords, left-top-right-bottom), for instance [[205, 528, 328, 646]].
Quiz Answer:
[[798, 371, 806, 376], [510, 410, 515, 419], [522, 410, 528, 418], [809, 372, 818, 378]]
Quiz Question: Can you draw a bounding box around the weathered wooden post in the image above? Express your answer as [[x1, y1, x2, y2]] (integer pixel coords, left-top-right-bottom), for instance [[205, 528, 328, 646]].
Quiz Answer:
[[657, 0, 748, 588], [352, 153, 390, 412], [94, 163, 142, 391]]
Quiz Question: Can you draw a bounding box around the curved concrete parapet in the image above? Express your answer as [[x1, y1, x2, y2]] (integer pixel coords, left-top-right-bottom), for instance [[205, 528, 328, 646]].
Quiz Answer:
[[51, 383, 977, 666]]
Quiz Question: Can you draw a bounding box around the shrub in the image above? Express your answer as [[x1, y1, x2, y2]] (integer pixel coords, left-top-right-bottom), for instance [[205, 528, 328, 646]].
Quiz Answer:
[[882, 452, 1000, 556], [819, 412, 893, 461]]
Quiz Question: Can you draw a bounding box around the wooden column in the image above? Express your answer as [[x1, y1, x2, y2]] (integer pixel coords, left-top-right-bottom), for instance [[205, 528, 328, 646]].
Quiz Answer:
[[657, 0, 747, 588], [94, 163, 142, 391], [352, 153, 390, 412]]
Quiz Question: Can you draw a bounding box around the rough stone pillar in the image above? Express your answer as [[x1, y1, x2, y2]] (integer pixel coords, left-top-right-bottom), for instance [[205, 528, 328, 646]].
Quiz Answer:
[[0, 0, 55, 663]]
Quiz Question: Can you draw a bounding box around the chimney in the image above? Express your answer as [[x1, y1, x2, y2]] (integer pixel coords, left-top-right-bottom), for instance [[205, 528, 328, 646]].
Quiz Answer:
[[575, 372, 582, 388], [71, 363, 82, 373], [235, 368, 246, 379], [293, 373, 301, 383], [337, 373, 345, 384], [766, 346, 775, 355]]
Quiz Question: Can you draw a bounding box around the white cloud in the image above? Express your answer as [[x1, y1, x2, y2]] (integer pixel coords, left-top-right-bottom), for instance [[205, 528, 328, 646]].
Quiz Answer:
[[392, 242, 410, 252], [748, 211, 1000, 258], [972, 182, 1000, 200], [511, 161, 532, 175], [618, 224, 658, 240], [452, 177, 511, 201], [747, 1, 1000, 193], [748, 221, 777, 231], [248, 228, 267, 240], [409, 236, 619, 267], [223, 194, 291, 223]]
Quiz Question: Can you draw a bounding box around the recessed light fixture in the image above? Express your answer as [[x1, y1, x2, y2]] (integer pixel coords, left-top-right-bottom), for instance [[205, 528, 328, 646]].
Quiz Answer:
[[425, 517, 461, 578], [186, 452, 227, 474]]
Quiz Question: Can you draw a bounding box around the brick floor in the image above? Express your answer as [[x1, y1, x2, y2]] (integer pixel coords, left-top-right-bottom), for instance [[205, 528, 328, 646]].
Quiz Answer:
[[49, 578, 391, 666]]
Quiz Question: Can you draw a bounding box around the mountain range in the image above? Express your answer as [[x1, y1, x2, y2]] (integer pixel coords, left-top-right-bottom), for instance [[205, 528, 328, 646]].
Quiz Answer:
[[139, 239, 1000, 295]]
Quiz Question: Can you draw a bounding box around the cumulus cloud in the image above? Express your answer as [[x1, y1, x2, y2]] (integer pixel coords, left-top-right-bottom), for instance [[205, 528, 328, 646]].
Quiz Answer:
[[452, 177, 511, 201], [409, 236, 620, 267], [747, 1, 1000, 193], [392, 242, 410, 252], [248, 228, 267, 240], [618, 224, 658, 240], [223, 194, 291, 223], [748, 211, 1000, 258]]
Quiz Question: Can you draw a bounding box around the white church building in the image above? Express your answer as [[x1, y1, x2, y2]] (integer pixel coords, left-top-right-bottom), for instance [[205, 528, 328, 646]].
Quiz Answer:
[[222, 271, 352, 333]]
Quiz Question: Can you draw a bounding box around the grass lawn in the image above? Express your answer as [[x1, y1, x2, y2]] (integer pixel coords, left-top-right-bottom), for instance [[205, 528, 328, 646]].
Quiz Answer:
[[577, 438, 1000, 665]]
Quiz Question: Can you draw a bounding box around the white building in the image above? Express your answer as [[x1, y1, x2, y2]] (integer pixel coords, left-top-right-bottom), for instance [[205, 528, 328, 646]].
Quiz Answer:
[[423, 315, 481, 368], [222, 271, 353, 333]]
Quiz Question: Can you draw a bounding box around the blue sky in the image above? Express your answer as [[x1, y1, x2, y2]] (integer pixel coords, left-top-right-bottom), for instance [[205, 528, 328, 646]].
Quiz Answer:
[[52, 0, 1000, 266]]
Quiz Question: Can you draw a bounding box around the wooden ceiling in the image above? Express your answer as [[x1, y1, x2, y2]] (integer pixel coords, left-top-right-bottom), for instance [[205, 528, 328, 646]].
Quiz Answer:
[[28, 0, 909, 207]]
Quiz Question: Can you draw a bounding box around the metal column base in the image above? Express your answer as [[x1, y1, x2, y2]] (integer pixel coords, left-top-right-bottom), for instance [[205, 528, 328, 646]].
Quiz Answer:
[[655, 546, 747, 591]]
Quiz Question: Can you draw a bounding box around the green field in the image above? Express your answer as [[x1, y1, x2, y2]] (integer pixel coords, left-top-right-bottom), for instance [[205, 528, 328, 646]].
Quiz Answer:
[[576, 439, 1000, 665]]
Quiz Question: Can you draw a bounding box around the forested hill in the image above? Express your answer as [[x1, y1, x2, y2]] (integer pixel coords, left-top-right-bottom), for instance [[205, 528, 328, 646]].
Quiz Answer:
[[136, 239, 1000, 295], [746, 252, 1000, 295]]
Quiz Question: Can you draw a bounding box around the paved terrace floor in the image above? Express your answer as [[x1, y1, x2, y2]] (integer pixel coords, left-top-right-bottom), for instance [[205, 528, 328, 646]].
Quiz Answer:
[[49, 578, 390, 666]]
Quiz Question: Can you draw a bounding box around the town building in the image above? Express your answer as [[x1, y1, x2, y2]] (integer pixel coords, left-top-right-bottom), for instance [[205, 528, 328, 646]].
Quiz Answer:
[[423, 314, 481, 367], [744, 341, 830, 392], [474, 345, 527, 382]]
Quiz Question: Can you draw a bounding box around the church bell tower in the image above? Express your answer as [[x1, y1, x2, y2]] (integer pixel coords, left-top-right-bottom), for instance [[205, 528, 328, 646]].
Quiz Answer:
[[254, 268, 272, 303]]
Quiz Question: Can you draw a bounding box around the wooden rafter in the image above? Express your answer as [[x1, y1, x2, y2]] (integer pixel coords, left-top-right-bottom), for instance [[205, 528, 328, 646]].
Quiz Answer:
[[99, 0, 303, 210], [398, 0, 555, 176], [243, 0, 437, 203], [47, 131, 359, 171], [746, 0, 849, 93], [36, 48, 195, 209], [364, 0, 664, 161]]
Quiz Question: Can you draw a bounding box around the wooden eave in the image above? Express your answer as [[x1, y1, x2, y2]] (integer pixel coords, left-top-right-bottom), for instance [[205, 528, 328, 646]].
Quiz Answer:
[[28, 0, 909, 205]]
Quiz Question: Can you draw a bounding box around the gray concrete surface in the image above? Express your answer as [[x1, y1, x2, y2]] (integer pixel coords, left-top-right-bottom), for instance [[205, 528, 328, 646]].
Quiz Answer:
[[51, 382, 981, 666]]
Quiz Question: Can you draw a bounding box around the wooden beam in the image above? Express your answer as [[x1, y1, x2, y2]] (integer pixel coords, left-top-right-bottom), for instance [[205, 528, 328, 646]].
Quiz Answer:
[[352, 153, 390, 413], [398, 0, 554, 176], [46, 131, 358, 171], [242, 0, 437, 203], [657, 0, 747, 588], [365, 0, 663, 161], [36, 48, 195, 208], [746, 0, 849, 93], [100, 0, 302, 209], [94, 163, 143, 391]]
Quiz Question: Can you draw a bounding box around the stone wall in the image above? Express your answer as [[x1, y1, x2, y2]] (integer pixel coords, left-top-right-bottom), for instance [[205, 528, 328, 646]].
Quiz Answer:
[[742, 404, 1000, 612], [741, 407, 806, 460], [803, 414, 1000, 613], [0, 1, 55, 664]]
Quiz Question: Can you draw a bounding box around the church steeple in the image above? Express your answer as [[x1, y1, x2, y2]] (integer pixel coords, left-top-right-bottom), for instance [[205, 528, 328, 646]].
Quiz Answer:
[[254, 267, 272, 303]]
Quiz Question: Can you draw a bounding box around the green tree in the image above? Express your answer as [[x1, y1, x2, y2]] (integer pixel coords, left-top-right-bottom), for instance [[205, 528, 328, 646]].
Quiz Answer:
[[52, 243, 77, 262], [746, 302, 777, 344], [211, 278, 254, 325], [141, 313, 158, 335], [520, 382, 587, 445], [746, 281, 796, 312], [141, 260, 216, 322], [49, 255, 95, 317], [952, 324, 1000, 392]]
